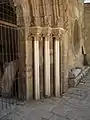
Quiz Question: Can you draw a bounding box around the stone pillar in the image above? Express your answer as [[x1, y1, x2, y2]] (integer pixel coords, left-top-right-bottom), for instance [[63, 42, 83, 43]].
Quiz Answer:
[[30, 27, 41, 100], [52, 28, 61, 97], [42, 27, 52, 97], [44, 40, 50, 96], [54, 39, 60, 96], [18, 2, 32, 100], [34, 38, 40, 100], [25, 29, 33, 100], [60, 40, 64, 95], [63, 32, 69, 93]]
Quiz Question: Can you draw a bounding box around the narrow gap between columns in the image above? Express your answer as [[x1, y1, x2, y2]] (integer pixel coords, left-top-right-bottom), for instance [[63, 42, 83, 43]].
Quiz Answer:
[[53, 37, 55, 96], [32, 37, 35, 99]]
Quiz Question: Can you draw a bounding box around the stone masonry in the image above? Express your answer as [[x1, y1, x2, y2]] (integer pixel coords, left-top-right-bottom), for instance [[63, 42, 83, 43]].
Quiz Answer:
[[84, 3, 90, 64], [8, 0, 85, 100]]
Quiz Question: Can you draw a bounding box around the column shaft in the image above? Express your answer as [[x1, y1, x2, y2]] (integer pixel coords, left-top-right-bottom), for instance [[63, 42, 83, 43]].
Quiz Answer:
[[54, 40, 60, 97], [34, 38, 40, 100], [44, 38, 50, 97]]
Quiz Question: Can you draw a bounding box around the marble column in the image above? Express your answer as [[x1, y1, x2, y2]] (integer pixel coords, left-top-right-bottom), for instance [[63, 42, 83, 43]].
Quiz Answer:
[[42, 27, 52, 97], [52, 27, 61, 97], [34, 38, 40, 100], [54, 38, 60, 97], [44, 36, 50, 97], [30, 27, 41, 100]]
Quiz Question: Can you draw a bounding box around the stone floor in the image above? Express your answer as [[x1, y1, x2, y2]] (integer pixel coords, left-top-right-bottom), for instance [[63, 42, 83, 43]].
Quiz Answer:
[[1, 71, 90, 120]]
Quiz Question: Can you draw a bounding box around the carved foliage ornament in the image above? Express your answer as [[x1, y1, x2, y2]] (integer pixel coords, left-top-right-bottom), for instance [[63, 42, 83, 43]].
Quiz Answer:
[[56, 17, 61, 27], [44, 16, 51, 27]]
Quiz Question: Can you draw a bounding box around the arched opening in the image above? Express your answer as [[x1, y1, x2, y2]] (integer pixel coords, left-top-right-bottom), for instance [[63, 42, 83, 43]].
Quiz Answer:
[[73, 20, 80, 54], [0, 0, 25, 106]]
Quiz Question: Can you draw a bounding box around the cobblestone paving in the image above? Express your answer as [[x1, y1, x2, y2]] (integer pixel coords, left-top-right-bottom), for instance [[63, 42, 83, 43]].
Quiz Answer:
[[1, 71, 90, 120]]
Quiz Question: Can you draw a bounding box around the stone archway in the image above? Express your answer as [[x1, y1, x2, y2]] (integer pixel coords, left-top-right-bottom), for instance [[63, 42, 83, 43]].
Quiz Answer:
[[13, 0, 33, 100]]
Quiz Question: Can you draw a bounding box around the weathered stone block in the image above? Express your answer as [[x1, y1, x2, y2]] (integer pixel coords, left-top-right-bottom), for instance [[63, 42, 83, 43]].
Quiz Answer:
[[68, 67, 90, 87], [1, 61, 18, 96]]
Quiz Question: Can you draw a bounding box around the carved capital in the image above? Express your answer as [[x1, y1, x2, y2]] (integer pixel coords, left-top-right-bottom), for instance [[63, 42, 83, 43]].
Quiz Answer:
[[52, 27, 65, 40], [52, 28, 61, 40], [29, 26, 42, 37], [26, 26, 42, 41], [41, 27, 52, 38]]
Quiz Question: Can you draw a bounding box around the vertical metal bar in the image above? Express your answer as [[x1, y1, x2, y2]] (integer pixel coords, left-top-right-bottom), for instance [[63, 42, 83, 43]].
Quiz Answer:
[[0, 25, 4, 110], [7, 7, 11, 106], [5, 26, 9, 108], [17, 28, 20, 100], [15, 27, 20, 101], [4, 25, 8, 108], [10, 27, 13, 103], [12, 27, 16, 104], [1, 3, 4, 110], [6, 6, 9, 106], [4, 3, 11, 107], [8, 26, 11, 106], [14, 28, 17, 103]]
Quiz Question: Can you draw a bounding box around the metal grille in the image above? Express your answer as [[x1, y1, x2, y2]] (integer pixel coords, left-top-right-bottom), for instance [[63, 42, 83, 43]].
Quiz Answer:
[[0, 0, 22, 112], [0, 24, 20, 110], [0, 0, 16, 24]]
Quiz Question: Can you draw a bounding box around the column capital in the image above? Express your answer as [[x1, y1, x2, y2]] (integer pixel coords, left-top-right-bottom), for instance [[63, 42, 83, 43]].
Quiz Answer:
[[29, 26, 42, 38], [41, 27, 52, 38], [52, 27, 65, 40]]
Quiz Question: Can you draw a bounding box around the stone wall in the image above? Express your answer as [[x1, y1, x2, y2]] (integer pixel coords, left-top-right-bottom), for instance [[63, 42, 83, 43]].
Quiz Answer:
[[67, 0, 84, 69], [84, 3, 90, 64], [58, 0, 84, 92]]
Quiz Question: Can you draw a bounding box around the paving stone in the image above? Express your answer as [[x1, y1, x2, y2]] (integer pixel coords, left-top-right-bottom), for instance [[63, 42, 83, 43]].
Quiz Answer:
[[23, 110, 53, 120], [51, 103, 74, 117], [34, 100, 58, 112], [4, 108, 53, 120], [1, 70, 90, 120], [66, 107, 90, 120], [65, 89, 88, 100], [49, 115, 67, 120]]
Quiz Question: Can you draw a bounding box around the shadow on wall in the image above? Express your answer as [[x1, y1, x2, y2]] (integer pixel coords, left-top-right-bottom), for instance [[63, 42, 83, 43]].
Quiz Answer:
[[82, 46, 88, 66]]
